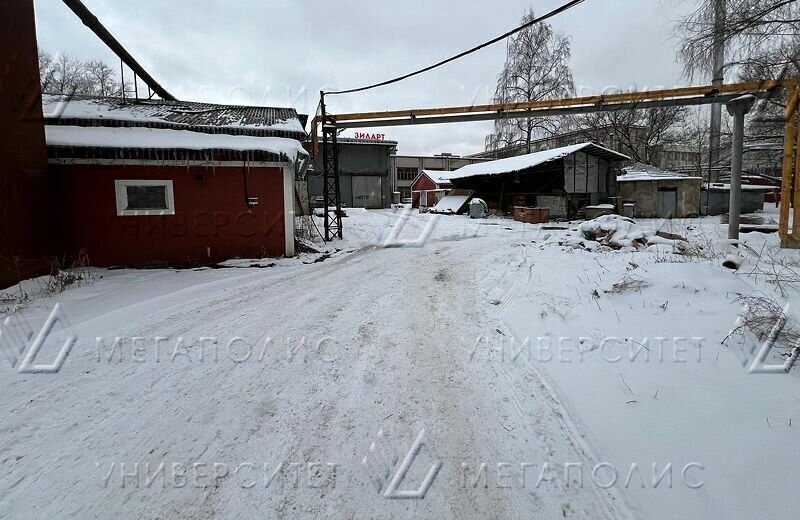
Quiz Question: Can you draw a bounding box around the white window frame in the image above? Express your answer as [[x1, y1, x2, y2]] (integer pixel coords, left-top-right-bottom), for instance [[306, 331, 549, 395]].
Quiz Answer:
[[114, 179, 175, 216]]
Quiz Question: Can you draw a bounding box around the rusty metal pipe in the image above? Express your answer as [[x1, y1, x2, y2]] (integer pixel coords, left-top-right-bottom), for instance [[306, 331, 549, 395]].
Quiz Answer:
[[61, 0, 175, 100]]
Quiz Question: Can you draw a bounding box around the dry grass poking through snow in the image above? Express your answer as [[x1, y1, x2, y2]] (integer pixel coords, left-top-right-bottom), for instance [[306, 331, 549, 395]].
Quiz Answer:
[[605, 274, 650, 294], [727, 295, 800, 353], [739, 245, 800, 297]]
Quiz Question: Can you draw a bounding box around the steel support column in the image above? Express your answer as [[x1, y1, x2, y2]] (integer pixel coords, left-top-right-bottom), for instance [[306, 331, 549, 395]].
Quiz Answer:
[[794, 113, 800, 242], [320, 93, 343, 242], [726, 95, 755, 241], [780, 86, 798, 244]]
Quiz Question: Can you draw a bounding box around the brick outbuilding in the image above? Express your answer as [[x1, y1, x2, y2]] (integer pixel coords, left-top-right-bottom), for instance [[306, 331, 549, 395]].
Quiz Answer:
[[410, 170, 454, 209]]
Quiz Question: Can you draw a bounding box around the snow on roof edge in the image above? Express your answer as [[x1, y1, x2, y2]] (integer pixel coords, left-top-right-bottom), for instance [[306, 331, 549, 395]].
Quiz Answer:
[[617, 173, 703, 182], [414, 170, 455, 185], [706, 183, 777, 191], [45, 125, 308, 161], [448, 142, 630, 180], [42, 94, 307, 134]]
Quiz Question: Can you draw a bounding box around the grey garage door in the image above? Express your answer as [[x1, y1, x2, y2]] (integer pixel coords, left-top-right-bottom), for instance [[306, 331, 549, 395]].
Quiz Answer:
[[352, 176, 383, 209], [657, 189, 678, 218]]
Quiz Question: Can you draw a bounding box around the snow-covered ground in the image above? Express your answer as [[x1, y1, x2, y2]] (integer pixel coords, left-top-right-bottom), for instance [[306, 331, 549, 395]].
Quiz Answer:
[[1, 207, 798, 519]]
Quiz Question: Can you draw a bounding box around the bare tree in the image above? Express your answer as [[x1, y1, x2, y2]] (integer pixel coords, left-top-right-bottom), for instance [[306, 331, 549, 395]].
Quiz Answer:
[[674, 107, 713, 173], [676, 0, 799, 178], [38, 50, 57, 94], [676, 1, 800, 118], [50, 54, 89, 95], [676, 0, 800, 81], [83, 60, 117, 97], [738, 35, 800, 137], [485, 9, 574, 154], [38, 50, 136, 99], [574, 102, 687, 165]]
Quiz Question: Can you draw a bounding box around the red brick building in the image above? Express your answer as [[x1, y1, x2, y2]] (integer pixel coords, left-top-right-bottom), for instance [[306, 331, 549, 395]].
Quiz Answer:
[[410, 170, 454, 209], [43, 95, 309, 267]]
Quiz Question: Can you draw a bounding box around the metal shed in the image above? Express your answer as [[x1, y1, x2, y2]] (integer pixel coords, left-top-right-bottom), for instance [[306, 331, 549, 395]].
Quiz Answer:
[[306, 137, 397, 209]]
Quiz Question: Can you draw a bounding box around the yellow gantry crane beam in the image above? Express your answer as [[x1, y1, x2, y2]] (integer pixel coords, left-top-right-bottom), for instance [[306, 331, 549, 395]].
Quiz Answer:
[[313, 79, 800, 247], [329, 80, 789, 123], [313, 80, 792, 136]]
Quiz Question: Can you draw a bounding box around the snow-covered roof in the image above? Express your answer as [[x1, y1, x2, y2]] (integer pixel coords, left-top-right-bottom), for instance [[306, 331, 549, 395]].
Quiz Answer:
[[706, 182, 777, 192], [429, 192, 473, 214], [448, 142, 630, 180], [618, 172, 702, 182], [46, 125, 308, 162], [417, 170, 455, 185], [42, 94, 307, 139]]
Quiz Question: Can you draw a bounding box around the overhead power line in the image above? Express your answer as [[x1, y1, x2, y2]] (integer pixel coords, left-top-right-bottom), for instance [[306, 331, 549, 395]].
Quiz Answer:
[[324, 0, 589, 96]]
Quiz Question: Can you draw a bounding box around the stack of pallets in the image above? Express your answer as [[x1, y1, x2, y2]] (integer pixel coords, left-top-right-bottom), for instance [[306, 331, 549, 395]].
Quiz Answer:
[[513, 207, 550, 224]]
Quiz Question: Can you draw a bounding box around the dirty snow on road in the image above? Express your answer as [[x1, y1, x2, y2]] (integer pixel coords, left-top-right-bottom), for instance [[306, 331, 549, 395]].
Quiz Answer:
[[1, 208, 798, 519]]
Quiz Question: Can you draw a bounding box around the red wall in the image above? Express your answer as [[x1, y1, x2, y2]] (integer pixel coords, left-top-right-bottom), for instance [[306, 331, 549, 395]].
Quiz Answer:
[[410, 175, 452, 208], [0, 0, 53, 288], [411, 175, 437, 193], [54, 164, 287, 267]]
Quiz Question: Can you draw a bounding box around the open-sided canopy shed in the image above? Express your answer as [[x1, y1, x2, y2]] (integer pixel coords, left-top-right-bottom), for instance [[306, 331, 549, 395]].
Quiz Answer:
[[445, 142, 629, 218], [315, 80, 796, 244]]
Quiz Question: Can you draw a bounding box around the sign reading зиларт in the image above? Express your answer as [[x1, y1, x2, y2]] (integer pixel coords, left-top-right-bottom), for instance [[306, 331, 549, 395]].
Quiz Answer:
[[354, 132, 386, 141]]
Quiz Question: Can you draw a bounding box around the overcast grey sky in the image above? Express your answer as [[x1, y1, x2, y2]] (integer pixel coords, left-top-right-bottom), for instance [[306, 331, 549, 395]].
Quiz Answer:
[[33, 0, 698, 155]]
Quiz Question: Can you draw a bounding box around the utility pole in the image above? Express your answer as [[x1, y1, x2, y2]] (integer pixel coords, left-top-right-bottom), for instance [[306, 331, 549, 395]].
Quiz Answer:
[[726, 95, 755, 240], [709, 0, 727, 182]]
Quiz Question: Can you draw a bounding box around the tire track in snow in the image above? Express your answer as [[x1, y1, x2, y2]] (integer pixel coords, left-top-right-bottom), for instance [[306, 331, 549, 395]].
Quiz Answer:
[[485, 244, 638, 520], [2, 223, 633, 519]]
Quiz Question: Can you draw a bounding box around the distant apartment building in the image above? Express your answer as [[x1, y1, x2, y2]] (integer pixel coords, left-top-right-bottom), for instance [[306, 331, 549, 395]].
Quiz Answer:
[[651, 145, 703, 170], [391, 153, 488, 201], [477, 126, 648, 160], [743, 142, 782, 178]]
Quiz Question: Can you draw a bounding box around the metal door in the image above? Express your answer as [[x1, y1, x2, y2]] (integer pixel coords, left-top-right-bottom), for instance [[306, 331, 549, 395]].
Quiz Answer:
[[352, 176, 382, 209], [657, 189, 678, 218]]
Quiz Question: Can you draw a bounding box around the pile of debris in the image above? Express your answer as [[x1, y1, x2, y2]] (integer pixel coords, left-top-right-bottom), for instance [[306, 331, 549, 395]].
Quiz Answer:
[[575, 215, 648, 249], [564, 215, 686, 251]]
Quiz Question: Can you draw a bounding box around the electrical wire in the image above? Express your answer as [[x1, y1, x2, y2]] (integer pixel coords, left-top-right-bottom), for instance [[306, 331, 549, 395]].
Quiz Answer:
[[324, 0, 589, 96]]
